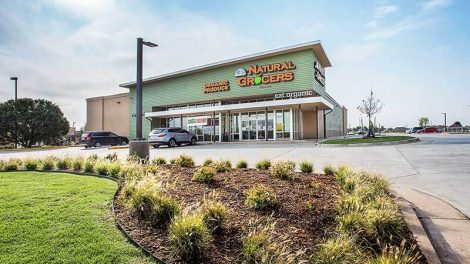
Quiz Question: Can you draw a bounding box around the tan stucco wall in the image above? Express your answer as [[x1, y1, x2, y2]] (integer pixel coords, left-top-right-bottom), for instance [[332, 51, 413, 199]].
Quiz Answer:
[[302, 110, 318, 139], [86, 93, 129, 137], [317, 110, 325, 138]]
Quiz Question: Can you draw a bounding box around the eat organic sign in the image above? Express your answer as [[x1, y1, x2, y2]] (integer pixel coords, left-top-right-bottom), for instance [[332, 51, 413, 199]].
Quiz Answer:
[[235, 61, 295, 87]]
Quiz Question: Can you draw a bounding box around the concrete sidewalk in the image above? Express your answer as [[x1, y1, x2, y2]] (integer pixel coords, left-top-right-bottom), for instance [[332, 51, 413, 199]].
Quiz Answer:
[[396, 186, 470, 264]]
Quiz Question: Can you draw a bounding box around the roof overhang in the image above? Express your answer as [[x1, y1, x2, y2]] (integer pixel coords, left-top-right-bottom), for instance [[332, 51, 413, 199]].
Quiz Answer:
[[145, 97, 333, 118], [120, 40, 331, 88]]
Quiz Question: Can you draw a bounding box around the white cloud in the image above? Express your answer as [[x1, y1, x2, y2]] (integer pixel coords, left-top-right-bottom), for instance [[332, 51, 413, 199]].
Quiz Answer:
[[365, 4, 398, 29], [422, 0, 453, 11], [365, 17, 431, 41]]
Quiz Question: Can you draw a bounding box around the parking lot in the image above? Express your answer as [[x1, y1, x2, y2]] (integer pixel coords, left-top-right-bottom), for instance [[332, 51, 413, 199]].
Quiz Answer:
[[1, 133, 470, 217]]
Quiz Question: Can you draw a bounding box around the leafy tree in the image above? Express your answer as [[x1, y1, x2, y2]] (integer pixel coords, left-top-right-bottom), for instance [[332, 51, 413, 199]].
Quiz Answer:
[[0, 98, 69, 148], [418, 117, 430, 127], [357, 90, 384, 137]]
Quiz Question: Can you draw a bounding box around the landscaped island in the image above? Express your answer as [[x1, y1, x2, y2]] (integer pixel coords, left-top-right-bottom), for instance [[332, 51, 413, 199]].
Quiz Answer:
[[322, 135, 415, 145], [0, 155, 426, 263]]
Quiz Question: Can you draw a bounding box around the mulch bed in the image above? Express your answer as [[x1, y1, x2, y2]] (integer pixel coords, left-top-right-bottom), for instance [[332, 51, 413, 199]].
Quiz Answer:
[[114, 165, 342, 263]]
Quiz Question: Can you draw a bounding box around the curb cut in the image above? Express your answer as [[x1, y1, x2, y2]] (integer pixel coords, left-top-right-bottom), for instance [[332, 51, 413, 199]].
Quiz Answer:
[[397, 197, 442, 264], [319, 137, 419, 147]]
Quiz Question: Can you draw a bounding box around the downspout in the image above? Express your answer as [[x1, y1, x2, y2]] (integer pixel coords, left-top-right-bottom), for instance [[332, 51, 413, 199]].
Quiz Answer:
[[324, 109, 333, 139]]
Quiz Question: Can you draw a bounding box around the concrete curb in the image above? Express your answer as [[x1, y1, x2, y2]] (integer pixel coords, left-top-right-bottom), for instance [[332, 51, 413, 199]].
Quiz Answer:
[[319, 137, 419, 147], [397, 197, 442, 264]]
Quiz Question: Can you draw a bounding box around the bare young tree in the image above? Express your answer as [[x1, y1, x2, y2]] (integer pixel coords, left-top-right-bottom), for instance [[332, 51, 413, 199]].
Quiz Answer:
[[357, 90, 384, 138]]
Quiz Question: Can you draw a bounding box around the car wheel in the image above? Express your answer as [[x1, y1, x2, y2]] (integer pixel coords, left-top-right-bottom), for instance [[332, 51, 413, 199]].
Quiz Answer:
[[190, 137, 197, 145], [94, 141, 102, 148], [153, 144, 159, 148], [121, 140, 127, 145], [168, 138, 176, 148]]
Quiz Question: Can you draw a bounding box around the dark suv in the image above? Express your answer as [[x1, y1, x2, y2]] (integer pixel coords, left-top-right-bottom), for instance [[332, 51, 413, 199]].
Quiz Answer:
[[80, 131, 129, 148]]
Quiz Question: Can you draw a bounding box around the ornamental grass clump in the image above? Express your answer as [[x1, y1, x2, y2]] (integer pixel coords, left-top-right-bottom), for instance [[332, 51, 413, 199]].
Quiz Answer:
[[4, 158, 21, 171], [107, 162, 121, 177], [245, 185, 277, 210], [83, 160, 95, 173], [270, 161, 296, 180], [236, 160, 248, 169], [323, 165, 336, 176], [368, 241, 422, 264], [56, 158, 72, 170], [192, 166, 216, 183], [300, 161, 314, 173], [256, 159, 271, 170], [200, 196, 228, 233], [212, 159, 231, 173], [104, 152, 118, 162], [72, 157, 84, 171], [94, 162, 109, 176], [0, 160, 5, 171], [174, 155, 195, 168], [118, 163, 146, 181], [310, 234, 364, 264], [202, 158, 213, 166], [24, 158, 39, 171], [152, 157, 167, 165], [41, 157, 55, 171], [169, 213, 212, 262]]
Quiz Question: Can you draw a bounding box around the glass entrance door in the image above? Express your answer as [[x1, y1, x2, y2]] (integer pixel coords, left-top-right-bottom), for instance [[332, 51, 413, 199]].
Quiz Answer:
[[238, 111, 274, 141]]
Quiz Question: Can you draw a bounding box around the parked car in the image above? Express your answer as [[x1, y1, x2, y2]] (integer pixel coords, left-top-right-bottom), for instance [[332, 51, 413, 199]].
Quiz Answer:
[[80, 131, 129, 148], [409, 127, 423, 133], [417, 127, 438, 133], [148, 128, 197, 148]]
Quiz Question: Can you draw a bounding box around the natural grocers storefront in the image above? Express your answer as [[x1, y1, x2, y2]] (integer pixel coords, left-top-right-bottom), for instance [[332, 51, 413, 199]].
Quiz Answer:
[[120, 41, 347, 142]]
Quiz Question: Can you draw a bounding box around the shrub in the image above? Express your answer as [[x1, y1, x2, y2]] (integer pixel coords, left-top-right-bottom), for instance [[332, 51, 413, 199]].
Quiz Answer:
[[169, 158, 176, 164], [334, 166, 353, 186], [201, 199, 228, 233], [310, 235, 364, 264], [72, 158, 84, 171], [83, 160, 95, 173], [311, 181, 321, 191], [104, 152, 118, 162], [87, 154, 99, 161], [270, 161, 296, 180], [242, 229, 271, 263], [212, 160, 231, 173], [56, 158, 72, 170], [41, 157, 55, 171], [107, 163, 121, 177], [152, 157, 167, 165], [192, 166, 216, 183], [95, 162, 109, 176], [236, 160, 248, 169], [4, 158, 21, 171], [300, 161, 314, 173], [0, 160, 5, 171], [323, 165, 336, 176], [169, 213, 212, 262], [245, 185, 277, 210], [364, 206, 406, 244], [24, 159, 39, 170], [256, 159, 271, 170], [174, 155, 194, 168], [118, 163, 146, 181], [368, 242, 422, 264], [202, 158, 213, 166]]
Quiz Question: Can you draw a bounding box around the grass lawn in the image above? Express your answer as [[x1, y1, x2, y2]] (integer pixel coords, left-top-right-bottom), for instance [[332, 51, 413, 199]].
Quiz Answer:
[[322, 135, 415, 144], [0, 171, 152, 264]]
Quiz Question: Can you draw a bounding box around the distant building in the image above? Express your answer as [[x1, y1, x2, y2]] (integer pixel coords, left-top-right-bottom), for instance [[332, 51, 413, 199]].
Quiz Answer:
[[393, 127, 407, 133], [86, 93, 129, 137]]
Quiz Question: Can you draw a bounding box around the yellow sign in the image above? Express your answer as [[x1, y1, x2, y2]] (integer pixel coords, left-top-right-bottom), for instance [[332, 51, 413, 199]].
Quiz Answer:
[[204, 80, 230, 93]]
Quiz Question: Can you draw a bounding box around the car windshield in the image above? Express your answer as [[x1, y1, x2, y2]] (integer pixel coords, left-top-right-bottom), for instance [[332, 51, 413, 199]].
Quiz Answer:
[[81, 133, 90, 139], [151, 129, 165, 134]]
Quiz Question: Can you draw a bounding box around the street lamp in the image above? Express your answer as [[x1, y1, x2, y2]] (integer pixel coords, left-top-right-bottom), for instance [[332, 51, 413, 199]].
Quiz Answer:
[[10, 77, 18, 100], [130, 37, 158, 160], [442, 113, 447, 132]]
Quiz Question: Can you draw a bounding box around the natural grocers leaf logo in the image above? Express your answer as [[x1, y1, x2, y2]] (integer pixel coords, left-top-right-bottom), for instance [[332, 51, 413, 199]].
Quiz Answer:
[[254, 76, 262, 85], [234, 68, 247, 77]]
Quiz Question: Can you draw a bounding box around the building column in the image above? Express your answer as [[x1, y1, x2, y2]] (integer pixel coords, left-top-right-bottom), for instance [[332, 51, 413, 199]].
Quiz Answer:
[[273, 110, 277, 140], [218, 112, 222, 142], [290, 108, 294, 141], [265, 107, 268, 141]]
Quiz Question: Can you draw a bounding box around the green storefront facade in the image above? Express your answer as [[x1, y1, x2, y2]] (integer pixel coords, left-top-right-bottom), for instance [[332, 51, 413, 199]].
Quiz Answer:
[[120, 41, 347, 142]]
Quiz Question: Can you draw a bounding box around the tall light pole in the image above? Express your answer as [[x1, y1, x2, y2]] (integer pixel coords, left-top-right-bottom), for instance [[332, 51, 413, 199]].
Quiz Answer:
[[442, 113, 447, 132], [10, 77, 18, 100], [130, 37, 157, 160]]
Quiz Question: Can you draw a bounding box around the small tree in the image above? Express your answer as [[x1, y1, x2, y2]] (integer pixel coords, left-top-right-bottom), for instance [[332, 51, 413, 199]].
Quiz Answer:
[[0, 98, 69, 148], [418, 117, 429, 127], [357, 90, 384, 138]]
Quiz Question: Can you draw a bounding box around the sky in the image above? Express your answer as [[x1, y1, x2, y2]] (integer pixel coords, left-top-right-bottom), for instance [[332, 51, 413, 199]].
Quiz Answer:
[[1, 0, 469, 129]]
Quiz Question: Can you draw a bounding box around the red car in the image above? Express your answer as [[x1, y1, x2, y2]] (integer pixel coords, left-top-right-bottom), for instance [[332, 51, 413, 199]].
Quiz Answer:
[[417, 127, 438, 133]]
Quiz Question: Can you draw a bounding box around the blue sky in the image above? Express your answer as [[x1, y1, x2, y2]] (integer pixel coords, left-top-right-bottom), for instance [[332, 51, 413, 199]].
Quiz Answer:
[[1, 0, 469, 129]]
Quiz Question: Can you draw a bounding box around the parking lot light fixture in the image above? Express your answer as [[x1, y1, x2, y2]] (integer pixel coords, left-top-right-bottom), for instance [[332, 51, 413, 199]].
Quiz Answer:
[[10, 77, 18, 100], [442, 113, 447, 132]]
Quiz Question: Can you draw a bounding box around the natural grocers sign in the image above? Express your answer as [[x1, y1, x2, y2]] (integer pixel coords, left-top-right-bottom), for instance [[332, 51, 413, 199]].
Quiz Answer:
[[234, 61, 295, 87]]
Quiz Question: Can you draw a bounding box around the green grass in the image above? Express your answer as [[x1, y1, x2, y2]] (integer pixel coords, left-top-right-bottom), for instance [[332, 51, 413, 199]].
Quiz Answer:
[[322, 136, 414, 145], [0, 171, 152, 264]]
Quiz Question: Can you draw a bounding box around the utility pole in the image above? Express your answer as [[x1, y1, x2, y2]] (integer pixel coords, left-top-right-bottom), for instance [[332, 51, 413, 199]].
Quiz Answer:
[[442, 113, 447, 132], [10, 77, 18, 149]]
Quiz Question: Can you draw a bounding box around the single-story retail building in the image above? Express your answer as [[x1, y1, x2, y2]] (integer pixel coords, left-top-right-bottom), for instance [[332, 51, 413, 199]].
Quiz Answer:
[[86, 93, 130, 137], [117, 40, 346, 142]]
